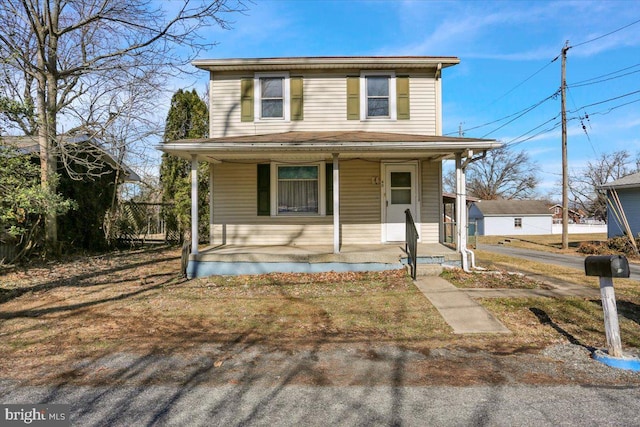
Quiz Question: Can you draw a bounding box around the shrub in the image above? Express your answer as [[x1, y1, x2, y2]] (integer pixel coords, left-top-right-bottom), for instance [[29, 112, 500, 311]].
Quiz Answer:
[[606, 236, 640, 257], [577, 241, 604, 255]]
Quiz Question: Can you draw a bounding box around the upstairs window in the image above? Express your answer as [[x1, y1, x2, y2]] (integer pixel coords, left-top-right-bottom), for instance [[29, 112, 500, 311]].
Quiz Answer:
[[366, 76, 390, 117], [254, 72, 291, 121], [359, 71, 397, 120], [242, 74, 303, 122], [260, 77, 284, 118]]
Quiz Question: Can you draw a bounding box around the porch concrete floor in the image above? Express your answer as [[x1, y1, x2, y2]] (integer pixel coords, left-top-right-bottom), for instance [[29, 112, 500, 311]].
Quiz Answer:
[[191, 243, 459, 265]]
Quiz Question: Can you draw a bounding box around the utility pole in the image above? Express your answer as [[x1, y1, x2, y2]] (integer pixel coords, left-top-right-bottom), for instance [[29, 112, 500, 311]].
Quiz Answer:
[[561, 41, 570, 250]]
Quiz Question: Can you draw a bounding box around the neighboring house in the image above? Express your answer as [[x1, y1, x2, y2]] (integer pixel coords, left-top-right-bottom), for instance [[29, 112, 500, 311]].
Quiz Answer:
[[600, 171, 640, 239], [2, 133, 140, 251], [4, 134, 140, 182], [159, 56, 500, 277], [469, 200, 553, 236], [548, 204, 584, 224]]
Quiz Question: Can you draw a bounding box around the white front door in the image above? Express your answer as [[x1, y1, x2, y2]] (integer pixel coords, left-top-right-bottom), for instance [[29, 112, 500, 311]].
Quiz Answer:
[[383, 163, 418, 242]]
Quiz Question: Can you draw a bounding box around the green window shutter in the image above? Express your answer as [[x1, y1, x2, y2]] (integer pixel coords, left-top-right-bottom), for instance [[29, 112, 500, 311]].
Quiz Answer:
[[291, 77, 304, 121], [326, 163, 333, 215], [241, 78, 254, 122], [257, 164, 270, 216], [346, 76, 360, 120], [397, 76, 410, 120]]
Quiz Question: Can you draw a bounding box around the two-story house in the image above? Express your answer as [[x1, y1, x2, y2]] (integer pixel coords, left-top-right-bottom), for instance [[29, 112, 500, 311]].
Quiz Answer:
[[160, 56, 500, 278]]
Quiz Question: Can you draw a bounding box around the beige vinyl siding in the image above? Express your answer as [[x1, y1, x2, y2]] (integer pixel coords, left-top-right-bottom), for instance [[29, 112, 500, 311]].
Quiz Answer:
[[340, 160, 382, 244], [419, 159, 441, 243], [211, 224, 333, 245], [212, 162, 332, 245], [211, 159, 442, 245], [210, 71, 438, 138], [212, 160, 386, 245]]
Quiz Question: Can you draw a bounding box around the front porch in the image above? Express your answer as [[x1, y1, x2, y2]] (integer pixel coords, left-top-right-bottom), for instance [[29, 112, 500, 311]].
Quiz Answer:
[[186, 243, 460, 278]]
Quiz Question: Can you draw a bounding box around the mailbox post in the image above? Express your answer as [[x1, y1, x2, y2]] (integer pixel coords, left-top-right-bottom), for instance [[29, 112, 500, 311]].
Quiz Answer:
[[584, 255, 630, 358]]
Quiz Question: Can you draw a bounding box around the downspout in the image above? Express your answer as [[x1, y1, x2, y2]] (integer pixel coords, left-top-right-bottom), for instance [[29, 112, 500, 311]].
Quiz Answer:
[[455, 153, 466, 271]]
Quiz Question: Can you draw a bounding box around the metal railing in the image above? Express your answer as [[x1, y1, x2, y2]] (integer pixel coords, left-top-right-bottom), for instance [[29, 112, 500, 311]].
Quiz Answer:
[[405, 209, 419, 280]]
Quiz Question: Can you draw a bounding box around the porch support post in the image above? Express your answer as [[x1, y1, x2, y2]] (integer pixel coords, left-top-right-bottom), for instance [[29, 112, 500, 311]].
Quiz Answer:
[[455, 152, 470, 270], [191, 154, 199, 255], [209, 163, 214, 245], [333, 153, 340, 254]]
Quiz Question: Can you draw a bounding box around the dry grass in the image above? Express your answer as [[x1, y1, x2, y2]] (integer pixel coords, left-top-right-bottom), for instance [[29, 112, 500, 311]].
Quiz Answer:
[[0, 248, 464, 382], [441, 267, 552, 289], [478, 233, 608, 253], [468, 248, 640, 350], [1, 243, 639, 385]]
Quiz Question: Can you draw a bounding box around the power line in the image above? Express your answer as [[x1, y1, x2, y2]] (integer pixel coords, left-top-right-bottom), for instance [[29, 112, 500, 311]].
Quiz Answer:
[[480, 91, 559, 138], [505, 115, 560, 146], [446, 18, 640, 139], [572, 17, 640, 48], [568, 88, 640, 112], [570, 62, 640, 86], [443, 90, 559, 136], [486, 57, 559, 106], [569, 68, 640, 88], [584, 97, 640, 117], [505, 93, 640, 149]]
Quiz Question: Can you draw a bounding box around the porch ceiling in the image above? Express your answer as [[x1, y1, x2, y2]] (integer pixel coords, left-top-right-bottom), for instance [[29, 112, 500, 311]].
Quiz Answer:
[[158, 131, 501, 162]]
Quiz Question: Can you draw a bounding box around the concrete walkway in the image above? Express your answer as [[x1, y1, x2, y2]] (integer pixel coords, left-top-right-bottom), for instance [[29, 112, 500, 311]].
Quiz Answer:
[[413, 272, 600, 334], [413, 277, 511, 334]]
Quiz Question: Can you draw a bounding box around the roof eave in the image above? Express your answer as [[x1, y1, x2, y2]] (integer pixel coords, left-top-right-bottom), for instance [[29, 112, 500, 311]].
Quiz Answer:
[[600, 183, 640, 190], [157, 141, 502, 162], [192, 56, 460, 72]]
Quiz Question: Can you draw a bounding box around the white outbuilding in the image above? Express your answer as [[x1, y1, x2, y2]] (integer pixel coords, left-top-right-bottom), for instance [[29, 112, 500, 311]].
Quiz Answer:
[[468, 200, 553, 236]]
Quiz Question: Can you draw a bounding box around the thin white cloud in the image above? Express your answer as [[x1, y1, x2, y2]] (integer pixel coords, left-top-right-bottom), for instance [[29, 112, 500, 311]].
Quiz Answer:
[[389, 1, 640, 60]]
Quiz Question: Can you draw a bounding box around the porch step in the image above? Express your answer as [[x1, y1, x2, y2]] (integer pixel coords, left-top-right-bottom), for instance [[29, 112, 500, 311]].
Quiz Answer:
[[403, 263, 443, 277], [415, 264, 444, 276]]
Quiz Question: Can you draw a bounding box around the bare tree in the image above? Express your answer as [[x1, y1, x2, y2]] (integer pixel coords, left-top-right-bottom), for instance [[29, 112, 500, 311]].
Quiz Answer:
[[466, 146, 539, 200], [569, 150, 638, 221], [0, 0, 246, 251]]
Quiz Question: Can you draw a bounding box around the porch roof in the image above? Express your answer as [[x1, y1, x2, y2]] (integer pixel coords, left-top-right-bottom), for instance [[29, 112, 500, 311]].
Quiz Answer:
[[158, 131, 500, 162]]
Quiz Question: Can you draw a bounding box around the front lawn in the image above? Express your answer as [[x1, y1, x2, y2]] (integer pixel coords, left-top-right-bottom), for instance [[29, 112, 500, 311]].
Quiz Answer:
[[1, 246, 639, 385]]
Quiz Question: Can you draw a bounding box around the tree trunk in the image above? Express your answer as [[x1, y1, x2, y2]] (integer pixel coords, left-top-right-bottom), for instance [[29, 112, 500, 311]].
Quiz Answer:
[[37, 1, 61, 254]]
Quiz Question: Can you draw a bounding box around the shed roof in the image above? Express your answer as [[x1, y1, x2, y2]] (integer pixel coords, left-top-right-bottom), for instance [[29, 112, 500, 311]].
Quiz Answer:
[[471, 200, 552, 216], [600, 171, 640, 189], [2, 134, 140, 182]]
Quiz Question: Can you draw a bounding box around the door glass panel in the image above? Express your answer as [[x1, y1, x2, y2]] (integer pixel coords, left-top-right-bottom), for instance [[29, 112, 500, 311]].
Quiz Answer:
[[391, 172, 411, 188], [391, 189, 411, 204]]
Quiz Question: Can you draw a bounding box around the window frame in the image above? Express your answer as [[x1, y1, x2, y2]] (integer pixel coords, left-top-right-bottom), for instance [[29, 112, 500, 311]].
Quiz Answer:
[[360, 71, 397, 120], [514, 217, 523, 228], [254, 72, 290, 121], [270, 162, 326, 216]]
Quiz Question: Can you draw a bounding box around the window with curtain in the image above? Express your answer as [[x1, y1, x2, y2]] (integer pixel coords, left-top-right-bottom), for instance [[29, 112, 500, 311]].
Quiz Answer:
[[277, 165, 319, 214]]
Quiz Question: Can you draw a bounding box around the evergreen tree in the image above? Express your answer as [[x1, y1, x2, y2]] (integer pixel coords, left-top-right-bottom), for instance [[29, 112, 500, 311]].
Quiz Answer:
[[160, 89, 209, 242]]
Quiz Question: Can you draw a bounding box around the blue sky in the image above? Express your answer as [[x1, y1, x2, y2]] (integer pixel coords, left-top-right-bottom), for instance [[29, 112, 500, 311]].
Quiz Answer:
[[176, 0, 640, 199]]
